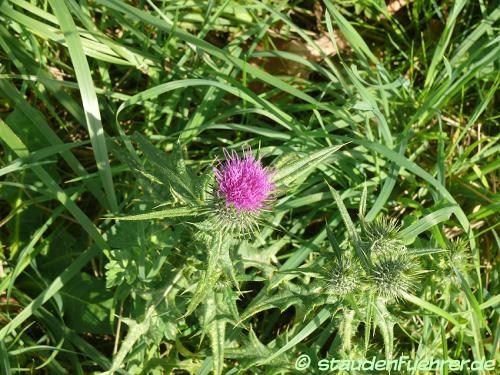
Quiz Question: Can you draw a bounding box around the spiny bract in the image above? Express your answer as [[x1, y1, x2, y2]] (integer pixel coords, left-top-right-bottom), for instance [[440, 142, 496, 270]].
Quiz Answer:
[[325, 258, 360, 297], [371, 255, 419, 300], [363, 216, 405, 257]]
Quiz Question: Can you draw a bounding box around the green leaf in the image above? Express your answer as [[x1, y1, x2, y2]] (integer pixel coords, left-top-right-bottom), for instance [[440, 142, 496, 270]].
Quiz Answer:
[[4, 202, 69, 312], [272, 145, 343, 187], [99, 0, 337, 113], [340, 309, 355, 353], [0, 1, 131, 65], [257, 307, 331, 365], [424, 0, 467, 88], [108, 207, 199, 221], [0, 245, 100, 340], [453, 268, 490, 358], [61, 273, 113, 334], [364, 293, 375, 352], [359, 182, 368, 219], [48, 0, 117, 211], [240, 290, 301, 322], [400, 291, 462, 327], [0, 341, 12, 375], [108, 271, 183, 373], [374, 298, 394, 360], [323, 1, 379, 64], [0, 141, 87, 178], [0, 119, 107, 340], [209, 293, 226, 375], [326, 220, 343, 262], [108, 318, 150, 374], [185, 235, 224, 317], [0, 80, 108, 209], [479, 294, 500, 310], [409, 248, 447, 256], [398, 206, 457, 242], [365, 140, 408, 221], [326, 183, 359, 243], [132, 133, 200, 204]]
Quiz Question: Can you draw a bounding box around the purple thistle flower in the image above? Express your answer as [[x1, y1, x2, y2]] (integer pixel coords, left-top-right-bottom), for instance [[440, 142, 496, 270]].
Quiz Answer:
[[214, 147, 274, 212]]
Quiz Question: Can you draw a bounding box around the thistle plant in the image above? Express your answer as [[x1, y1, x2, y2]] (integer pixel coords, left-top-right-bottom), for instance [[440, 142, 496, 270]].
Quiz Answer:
[[306, 184, 434, 361], [3, 1, 497, 372], [322, 185, 424, 303], [320, 215, 421, 302]]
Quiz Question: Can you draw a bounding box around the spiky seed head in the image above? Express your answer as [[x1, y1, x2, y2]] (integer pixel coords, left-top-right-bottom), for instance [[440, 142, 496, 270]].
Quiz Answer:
[[371, 255, 420, 300], [207, 146, 275, 236], [324, 258, 359, 297], [364, 216, 401, 241], [448, 238, 472, 270], [438, 238, 472, 286], [364, 216, 405, 258], [370, 238, 406, 258]]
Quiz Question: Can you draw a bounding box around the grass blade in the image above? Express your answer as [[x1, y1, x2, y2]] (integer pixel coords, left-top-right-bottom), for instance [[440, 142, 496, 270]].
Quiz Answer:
[[272, 145, 343, 187], [48, 0, 117, 212], [398, 206, 457, 242], [258, 307, 331, 365], [401, 291, 461, 327]]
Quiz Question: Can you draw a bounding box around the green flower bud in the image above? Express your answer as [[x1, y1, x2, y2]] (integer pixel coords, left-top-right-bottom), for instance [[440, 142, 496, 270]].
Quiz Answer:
[[370, 254, 420, 300]]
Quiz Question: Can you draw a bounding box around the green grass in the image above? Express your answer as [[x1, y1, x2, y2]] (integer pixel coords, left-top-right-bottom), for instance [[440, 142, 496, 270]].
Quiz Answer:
[[0, 0, 498, 374]]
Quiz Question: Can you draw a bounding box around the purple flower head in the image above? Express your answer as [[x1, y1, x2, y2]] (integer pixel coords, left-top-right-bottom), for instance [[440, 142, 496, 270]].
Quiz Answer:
[[214, 147, 275, 212]]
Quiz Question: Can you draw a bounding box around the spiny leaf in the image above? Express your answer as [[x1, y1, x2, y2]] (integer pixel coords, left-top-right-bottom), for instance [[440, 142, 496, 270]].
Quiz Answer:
[[326, 183, 372, 269], [133, 133, 199, 204], [325, 220, 343, 262], [185, 235, 223, 317], [209, 292, 227, 375], [222, 288, 240, 322], [240, 289, 301, 322], [326, 183, 359, 243], [340, 309, 355, 353], [410, 248, 447, 256], [364, 292, 375, 352], [107, 318, 150, 374], [219, 243, 239, 292], [374, 298, 394, 360], [133, 168, 165, 186]]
